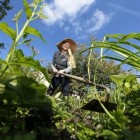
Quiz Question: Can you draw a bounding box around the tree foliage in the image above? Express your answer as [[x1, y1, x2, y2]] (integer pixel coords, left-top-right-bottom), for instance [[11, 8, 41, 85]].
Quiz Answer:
[[0, 0, 12, 20], [0, 0, 12, 53], [70, 45, 126, 96]]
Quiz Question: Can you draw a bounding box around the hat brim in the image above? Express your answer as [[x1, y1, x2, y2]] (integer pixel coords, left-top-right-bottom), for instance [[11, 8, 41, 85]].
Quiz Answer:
[[56, 38, 77, 53]]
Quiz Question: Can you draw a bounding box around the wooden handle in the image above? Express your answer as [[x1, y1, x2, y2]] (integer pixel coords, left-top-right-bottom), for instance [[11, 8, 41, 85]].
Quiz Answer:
[[61, 73, 110, 102]]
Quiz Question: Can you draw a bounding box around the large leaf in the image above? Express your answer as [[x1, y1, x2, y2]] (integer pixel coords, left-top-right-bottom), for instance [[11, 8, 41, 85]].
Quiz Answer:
[[120, 33, 140, 41], [114, 109, 129, 128], [10, 56, 50, 82], [0, 22, 16, 40], [106, 34, 125, 40], [106, 33, 140, 41], [90, 42, 139, 60], [102, 130, 119, 139], [23, 0, 33, 19], [110, 74, 138, 93], [103, 56, 140, 71], [0, 74, 48, 107], [0, 59, 7, 65], [88, 39, 140, 70], [24, 26, 46, 43]]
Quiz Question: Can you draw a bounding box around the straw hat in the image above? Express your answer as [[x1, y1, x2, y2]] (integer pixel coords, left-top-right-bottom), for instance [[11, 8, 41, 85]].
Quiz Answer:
[[56, 38, 77, 53]]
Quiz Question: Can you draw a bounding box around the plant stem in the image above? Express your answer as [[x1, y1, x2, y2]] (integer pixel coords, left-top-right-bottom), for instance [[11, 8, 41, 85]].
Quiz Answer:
[[87, 46, 93, 81], [2, 4, 39, 75], [100, 36, 106, 63]]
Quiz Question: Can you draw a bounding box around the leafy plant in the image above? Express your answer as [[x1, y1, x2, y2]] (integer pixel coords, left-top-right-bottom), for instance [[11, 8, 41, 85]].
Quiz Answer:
[[89, 33, 140, 71], [0, 0, 53, 139], [1, 0, 140, 139]]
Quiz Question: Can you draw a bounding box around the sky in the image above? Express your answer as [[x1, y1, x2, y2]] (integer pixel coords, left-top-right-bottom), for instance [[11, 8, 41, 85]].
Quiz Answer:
[[0, 0, 140, 67]]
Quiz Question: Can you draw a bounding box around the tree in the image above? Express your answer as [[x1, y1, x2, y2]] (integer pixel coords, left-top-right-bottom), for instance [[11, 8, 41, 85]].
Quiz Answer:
[[0, 0, 12, 20], [0, 0, 12, 53], [0, 42, 5, 52], [70, 45, 126, 96]]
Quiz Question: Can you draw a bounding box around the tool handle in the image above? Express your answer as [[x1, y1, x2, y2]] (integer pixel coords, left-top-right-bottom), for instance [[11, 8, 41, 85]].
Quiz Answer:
[[61, 73, 110, 102]]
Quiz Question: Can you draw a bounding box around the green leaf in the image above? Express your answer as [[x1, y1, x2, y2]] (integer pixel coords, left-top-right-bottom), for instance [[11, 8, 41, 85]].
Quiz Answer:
[[102, 130, 119, 138], [23, 0, 33, 19], [54, 92, 61, 98], [114, 109, 129, 128], [0, 59, 7, 65], [0, 73, 48, 107], [23, 33, 29, 38], [88, 33, 140, 71], [24, 26, 46, 43], [0, 83, 5, 94], [77, 122, 95, 136], [106, 34, 125, 40], [0, 22, 16, 40], [34, 0, 42, 4], [120, 33, 140, 41], [46, 96, 57, 108], [39, 14, 48, 20], [110, 74, 126, 85], [17, 38, 35, 46], [89, 40, 140, 70], [12, 10, 23, 22], [10, 56, 49, 82]]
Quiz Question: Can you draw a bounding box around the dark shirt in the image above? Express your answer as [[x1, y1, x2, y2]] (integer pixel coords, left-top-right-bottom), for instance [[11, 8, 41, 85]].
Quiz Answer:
[[51, 51, 71, 73]]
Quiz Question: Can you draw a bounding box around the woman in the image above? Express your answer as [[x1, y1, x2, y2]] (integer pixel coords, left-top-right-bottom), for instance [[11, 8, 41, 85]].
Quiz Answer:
[[47, 38, 77, 96]]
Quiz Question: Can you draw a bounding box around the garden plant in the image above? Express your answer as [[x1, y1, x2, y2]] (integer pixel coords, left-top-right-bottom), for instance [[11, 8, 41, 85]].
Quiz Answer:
[[0, 0, 140, 140]]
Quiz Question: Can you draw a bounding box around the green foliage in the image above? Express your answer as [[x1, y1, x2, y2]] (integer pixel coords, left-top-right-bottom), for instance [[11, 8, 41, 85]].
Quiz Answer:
[[1, 0, 140, 139], [24, 26, 46, 43], [0, 1, 53, 139], [0, 22, 16, 40], [90, 33, 140, 71], [12, 9, 23, 22], [71, 45, 125, 97], [0, 0, 12, 20], [23, 0, 33, 19]]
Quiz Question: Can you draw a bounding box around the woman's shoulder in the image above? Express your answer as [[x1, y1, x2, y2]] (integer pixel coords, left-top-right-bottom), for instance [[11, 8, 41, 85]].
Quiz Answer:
[[54, 51, 60, 55], [53, 51, 60, 57]]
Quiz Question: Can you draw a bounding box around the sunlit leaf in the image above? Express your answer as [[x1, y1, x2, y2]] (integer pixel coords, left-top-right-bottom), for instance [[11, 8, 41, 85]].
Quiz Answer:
[[120, 33, 140, 41], [114, 109, 129, 128], [10, 56, 49, 81], [23, 0, 33, 19], [0, 22, 16, 40], [102, 130, 119, 138], [33, 0, 42, 4], [0, 83, 5, 94], [54, 92, 61, 98], [87, 33, 140, 71], [12, 10, 23, 22], [24, 26, 46, 43], [17, 39, 35, 46]]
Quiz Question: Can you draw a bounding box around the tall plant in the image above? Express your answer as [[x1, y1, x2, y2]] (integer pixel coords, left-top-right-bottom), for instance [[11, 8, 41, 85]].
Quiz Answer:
[[89, 33, 140, 71], [0, 0, 48, 80]]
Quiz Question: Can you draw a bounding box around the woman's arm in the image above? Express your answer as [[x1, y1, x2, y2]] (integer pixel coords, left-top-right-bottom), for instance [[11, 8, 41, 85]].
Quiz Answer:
[[51, 64, 58, 73], [51, 52, 58, 73]]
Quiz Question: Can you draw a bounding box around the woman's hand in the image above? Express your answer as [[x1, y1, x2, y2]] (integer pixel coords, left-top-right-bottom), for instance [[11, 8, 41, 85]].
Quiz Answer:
[[51, 64, 58, 73], [53, 68, 58, 73], [58, 70, 65, 74]]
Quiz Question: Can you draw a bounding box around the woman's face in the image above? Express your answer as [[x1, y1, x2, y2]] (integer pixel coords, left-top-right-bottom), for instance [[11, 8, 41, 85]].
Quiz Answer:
[[61, 42, 70, 51]]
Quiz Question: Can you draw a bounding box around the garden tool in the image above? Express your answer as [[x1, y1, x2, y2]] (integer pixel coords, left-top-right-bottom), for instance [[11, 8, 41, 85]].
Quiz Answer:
[[61, 73, 117, 113]]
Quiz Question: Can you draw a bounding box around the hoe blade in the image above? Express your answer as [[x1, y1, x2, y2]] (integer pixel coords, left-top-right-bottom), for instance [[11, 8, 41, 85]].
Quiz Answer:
[[81, 99, 117, 113]]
